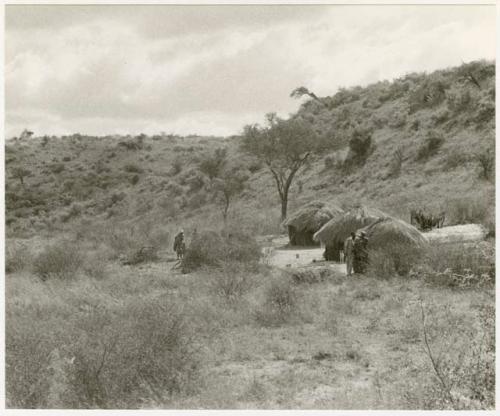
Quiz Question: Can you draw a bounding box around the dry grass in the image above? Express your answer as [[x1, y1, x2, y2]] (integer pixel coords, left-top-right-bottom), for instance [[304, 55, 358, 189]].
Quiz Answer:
[[6, 238, 495, 409]]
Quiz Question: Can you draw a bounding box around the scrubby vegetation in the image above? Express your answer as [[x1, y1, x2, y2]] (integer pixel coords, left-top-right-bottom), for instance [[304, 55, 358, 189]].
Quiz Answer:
[[5, 60, 495, 409]]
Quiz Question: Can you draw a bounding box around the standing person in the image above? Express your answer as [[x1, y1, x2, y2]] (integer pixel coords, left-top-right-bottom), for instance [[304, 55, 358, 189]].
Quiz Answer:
[[358, 231, 369, 273], [173, 229, 185, 260], [344, 232, 356, 276], [352, 233, 362, 274]]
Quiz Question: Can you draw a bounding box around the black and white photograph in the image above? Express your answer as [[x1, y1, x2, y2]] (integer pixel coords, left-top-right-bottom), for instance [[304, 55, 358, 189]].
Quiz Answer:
[[3, 1, 496, 411]]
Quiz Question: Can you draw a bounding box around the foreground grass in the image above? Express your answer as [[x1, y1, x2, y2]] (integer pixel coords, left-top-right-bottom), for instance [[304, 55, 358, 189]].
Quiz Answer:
[[6, 250, 494, 409]]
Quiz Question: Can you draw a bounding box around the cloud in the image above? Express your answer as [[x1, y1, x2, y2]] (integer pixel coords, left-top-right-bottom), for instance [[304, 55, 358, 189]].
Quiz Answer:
[[5, 5, 496, 138]]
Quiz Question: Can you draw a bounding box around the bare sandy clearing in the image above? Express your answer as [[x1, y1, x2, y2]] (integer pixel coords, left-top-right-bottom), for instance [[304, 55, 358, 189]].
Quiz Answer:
[[424, 224, 486, 244]]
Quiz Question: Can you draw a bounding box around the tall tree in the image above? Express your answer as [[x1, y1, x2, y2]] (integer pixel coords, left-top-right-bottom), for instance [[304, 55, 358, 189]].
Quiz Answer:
[[242, 114, 318, 221]]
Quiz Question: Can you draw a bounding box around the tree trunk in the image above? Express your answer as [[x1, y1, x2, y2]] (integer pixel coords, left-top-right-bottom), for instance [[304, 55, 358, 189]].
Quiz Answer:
[[280, 186, 289, 221]]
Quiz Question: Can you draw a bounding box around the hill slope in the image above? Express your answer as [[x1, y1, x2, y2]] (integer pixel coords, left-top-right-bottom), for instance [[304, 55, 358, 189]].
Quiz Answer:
[[5, 60, 495, 240]]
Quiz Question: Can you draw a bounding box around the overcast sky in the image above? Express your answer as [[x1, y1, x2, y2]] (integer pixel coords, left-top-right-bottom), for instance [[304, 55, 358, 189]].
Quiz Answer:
[[5, 4, 496, 138]]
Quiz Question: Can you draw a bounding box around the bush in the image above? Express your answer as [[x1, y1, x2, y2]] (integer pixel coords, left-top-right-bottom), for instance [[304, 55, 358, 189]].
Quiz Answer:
[[475, 148, 494, 181], [417, 131, 445, 161], [205, 261, 256, 302], [182, 230, 261, 273], [50, 163, 65, 174], [388, 147, 404, 177], [6, 244, 31, 273], [446, 196, 490, 226], [368, 243, 424, 277], [123, 163, 143, 174], [443, 148, 470, 170], [345, 125, 375, 167], [6, 297, 203, 408], [33, 242, 84, 280], [255, 275, 298, 327], [129, 174, 140, 185], [388, 108, 408, 128], [413, 241, 494, 288]]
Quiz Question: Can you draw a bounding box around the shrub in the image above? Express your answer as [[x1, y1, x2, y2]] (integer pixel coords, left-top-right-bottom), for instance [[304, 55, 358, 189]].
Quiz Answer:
[[6, 244, 31, 273], [446, 88, 472, 113], [368, 243, 424, 277], [388, 147, 404, 177], [182, 230, 261, 273], [412, 301, 495, 409], [6, 297, 203, 408], [443, 148, 470, 171], [170, 161, 183, 176], [205, 261, 256, 302], [33, 242, 84, 280], [388, 108, 408, 128], [475, 148, 494, 181], [345, 125, 375, 167], [446, 196, 490, 226], [417, 131, 445, 161], [123, 163, 143, 174], [129, 174, 140, 185], [413, 241, 494, 288], [255, 275, 298, 327], [50, 163, 65, 174], [474, 95, 495, 125]]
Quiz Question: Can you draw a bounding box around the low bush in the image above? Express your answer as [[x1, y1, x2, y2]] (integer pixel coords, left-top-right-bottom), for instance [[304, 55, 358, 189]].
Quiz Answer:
[[388, 147, 404, 177], [6, 243, 32, 273], [254, 275, 299, 327], [6, 297, 203, 408], [182, 229, 261, 273], [410, 301, 495, 409], [412, 241, 494, 288], [205, 261, 256, 302], [33, 241, 84, 280], [417, 131, 445, 161], [445, 196, 490, 226], [368, 243, 424, 277], [475, 148, 494, 181], [443, 148, 469, 170], [123, 163, 143, 174]]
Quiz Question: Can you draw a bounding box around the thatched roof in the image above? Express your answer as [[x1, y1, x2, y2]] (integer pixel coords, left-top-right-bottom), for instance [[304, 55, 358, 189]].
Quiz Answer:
[[283, 201, 344, 232], [313, 205, 389, 244], [361, 217, 428, 249]]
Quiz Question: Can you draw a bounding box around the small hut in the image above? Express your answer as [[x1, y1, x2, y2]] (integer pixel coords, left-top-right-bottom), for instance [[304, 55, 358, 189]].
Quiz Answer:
[[359, 217, 428, 274], [284, 201, 344, 246], [360, 217, 428, 250], [313, 205, 389, 261]]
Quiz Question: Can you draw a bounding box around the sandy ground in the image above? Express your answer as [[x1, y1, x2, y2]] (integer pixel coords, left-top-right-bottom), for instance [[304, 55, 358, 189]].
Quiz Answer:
[[424, 224, 487, 244]]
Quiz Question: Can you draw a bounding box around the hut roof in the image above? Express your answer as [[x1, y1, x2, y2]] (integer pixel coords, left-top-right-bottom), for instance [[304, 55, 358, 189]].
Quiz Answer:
[[313, 205, 389, 244], [284, 201, 344, 233], [361, 217, 428, 249]]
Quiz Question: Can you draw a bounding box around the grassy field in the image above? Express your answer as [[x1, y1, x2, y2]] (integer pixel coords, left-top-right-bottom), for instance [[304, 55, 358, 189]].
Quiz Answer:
[[5, 234, 495, 409]]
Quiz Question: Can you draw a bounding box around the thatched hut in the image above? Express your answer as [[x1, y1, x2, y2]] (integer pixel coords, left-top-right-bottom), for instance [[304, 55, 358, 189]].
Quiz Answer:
[[284, 201, 344, 246], [360, 217, 428, 250], [313, 205, 389, 261], [359, 217, 428, 275]]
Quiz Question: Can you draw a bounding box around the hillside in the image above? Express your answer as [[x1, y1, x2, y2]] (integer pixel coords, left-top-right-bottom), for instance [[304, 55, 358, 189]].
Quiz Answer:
[[5, 60, 495, 240]]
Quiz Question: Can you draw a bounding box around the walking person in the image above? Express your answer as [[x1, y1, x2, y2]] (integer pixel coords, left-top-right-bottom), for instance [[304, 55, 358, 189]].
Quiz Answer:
[[344, 232, 356, 276]]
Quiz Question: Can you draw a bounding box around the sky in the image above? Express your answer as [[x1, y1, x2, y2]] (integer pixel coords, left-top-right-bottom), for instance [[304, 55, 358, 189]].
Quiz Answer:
[[5, 4, 496, 138]]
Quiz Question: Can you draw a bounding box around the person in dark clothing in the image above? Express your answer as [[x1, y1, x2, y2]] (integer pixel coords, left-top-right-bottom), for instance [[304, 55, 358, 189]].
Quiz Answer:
[[358, 231, 369, 273], [173, 230, 185, 259], [353, 231, 369, 274]]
